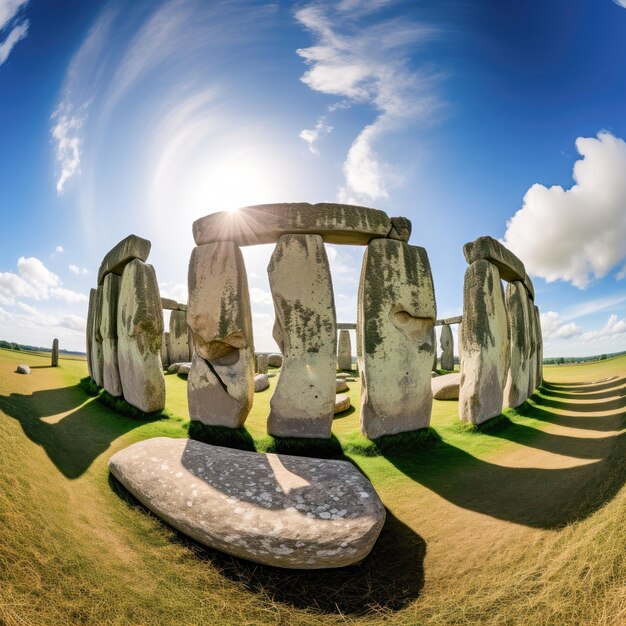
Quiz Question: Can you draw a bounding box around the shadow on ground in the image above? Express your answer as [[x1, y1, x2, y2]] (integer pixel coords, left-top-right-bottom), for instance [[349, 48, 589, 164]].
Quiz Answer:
[[0, 384, 154, 478]]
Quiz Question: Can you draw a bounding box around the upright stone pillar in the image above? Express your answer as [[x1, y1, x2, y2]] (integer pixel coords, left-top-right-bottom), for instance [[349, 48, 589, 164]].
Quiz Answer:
[[86, 288, 96, 380], [187, 242, 254, 428], [161, 332, 170, 369], [459, 260, 510, 424], [337, 330, 352, 371], [100, 273, 123, 397], [534, 304, 543, 388], [117, 260, 165, 412], [51, 338, 59, 367], [527, 304, 538, 397], [91, 285, 104, 387], [256, 353, 268, 374], [267, 234, 336, 438], [440, 323, 454, 370], [357, 239, 436, 439], [503, 281, 530, 408], [431, 327, 437, 370], [169, 310, 189, 364]]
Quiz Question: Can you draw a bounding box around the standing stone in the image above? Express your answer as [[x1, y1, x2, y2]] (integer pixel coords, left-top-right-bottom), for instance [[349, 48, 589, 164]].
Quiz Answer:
[[431, 327, 438, 370], [51, 338, 59, 367], [440, 323, 454, 370], [527, 303, 538, 397], [91, 285, 104, 387], [188, 329, 194, 361], [503, 281, 530, 408], [97, 234, 151, 285], [117, 259, 165, 413], [86, 288, 96, 380], [337, 330, 352, 371], [100, 273, 123, 397], [459, 260, 510, 424], [169, 310, 189, 365], [357, 239, 436, 439], [256, 353, 268, 374], [267, 234, 336, 439], [161, 332, 170, 369], [187, 242, 254, 428], [534, 305, 543, 387]]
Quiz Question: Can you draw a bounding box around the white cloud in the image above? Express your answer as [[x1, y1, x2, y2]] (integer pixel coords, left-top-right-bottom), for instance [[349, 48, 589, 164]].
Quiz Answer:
[[59, 313, 86, 331], [69, 264, 89, 275], [582, 314, 626, 342], [561, 293, 626, 321], [51, 103, 86, 194], [503, 132, 626, 288], [55, 245, 63, 253], [613, 1, 626, 8], [0, 0, 29, 67], [295, 2, 438, 204], [540, 311, 583, 341], [249, 287, 272, 306], [0, 256, 87, 305], [299, 116, 333, 155], [159, 281, 187, 303]]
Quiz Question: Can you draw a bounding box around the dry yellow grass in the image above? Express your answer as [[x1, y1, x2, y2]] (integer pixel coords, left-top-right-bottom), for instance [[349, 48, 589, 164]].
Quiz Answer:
[[0, 347, 624, 625]]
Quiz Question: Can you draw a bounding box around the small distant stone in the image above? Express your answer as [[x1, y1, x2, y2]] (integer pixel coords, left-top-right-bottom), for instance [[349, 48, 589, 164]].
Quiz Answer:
[[268, 353, 283, 368], [336, 379, 349, 393], [168, 362, 190, 374], [16, 364, 31, 375], [334, 393, 351, 414], [254, 373, 270, 392]]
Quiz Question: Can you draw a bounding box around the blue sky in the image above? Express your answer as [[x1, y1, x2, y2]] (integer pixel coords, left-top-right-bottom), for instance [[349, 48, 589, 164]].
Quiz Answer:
[[1, 0, 626, 357]]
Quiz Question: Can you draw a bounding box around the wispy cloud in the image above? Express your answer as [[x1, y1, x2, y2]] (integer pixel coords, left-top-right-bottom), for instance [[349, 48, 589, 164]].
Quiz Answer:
[[0, 0, 29, 67], [69, 264, 89, 275], [541, 311, 583, 340], [561, 293, 626, 321], [613, 1, 626, 9], [295, 1, 438, 203], [51, 103, 87, 194], [299, 116, 333, 155], [503, 132, 626, 288]]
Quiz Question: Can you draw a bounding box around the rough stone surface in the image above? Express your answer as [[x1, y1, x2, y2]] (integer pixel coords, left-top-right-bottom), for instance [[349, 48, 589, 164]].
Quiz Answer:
[[161, 332, 170, 369], [336, 372, 351, 379], [91, 285, 104, 387], [168, 362, 183, 374], [100, 273, 123, 397], [16, 364, 31, 375], [267, 234, 336, 438], [117, 260, 165, 413], [357, 239, 436, 439], [337, 329, 352, 371], [388, 216, 412, 242], [51, 338, 59, 367], [178, 364, 191, 376], [86, 288, 96, 380], [109, 437, 385, 569], [177, 303, 188, 312], [268, 353, 283, 368], [193, 202, 393, 247], [334, 394, 351, 414], [527, 302, 538, 397], [336, 379, 349, 393], [431, 372, 461, 400], [169, 310, 190, 364], [463, 236, 526, 284], [523, 273, 535, 301], [187, 242, 254, 428], [254, 373, 270, 392], [504, 281, 531, 408], [534, 305, 543, 388], [435, 315, 463, 326], [440, 323, 454, 370], [459, 260, 510, 424], [431, 328, 438, 370], [256, 354, 268, 374], [97, 234, 151, 285], [337, 323, 357, 330], [161, 297, 178, 310]]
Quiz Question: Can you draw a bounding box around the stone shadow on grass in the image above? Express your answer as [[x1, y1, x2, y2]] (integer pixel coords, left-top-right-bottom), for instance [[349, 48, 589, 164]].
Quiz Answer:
[[109, 472, 425, 616], [0, 384, 156, 479]]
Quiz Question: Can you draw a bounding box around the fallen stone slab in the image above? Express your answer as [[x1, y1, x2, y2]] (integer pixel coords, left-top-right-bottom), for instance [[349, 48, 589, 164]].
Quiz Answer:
[[192, 203, 393, 247], [463, 236, 526, 284], [334, 393, 351, 414], [254, 373, 270, 392], [167, 362, 182, 374], [178, 364, 191, 376], [16, 364, 31, 375], [336, 372, 351, 379], [431, 372, 461, 400], [336, 379, 349, 393], [97, 234, 151, 285], [109, 437, 385, 569]]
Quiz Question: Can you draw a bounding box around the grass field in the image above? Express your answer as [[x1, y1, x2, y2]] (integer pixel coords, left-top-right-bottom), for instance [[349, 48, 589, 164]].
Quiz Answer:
[[0, 347, 624, 625]]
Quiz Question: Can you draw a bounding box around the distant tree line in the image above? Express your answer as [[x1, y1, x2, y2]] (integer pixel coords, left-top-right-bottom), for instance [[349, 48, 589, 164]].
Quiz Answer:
[[0, 339, 85, 356], [543, 350, 626, 365]]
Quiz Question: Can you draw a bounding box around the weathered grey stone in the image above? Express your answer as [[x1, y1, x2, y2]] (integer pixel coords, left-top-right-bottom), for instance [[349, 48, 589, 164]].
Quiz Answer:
[[534, 305, 543, 387], [459, 260, 510, 424], [256, 353, 268, 374], [100, 273, 123, 397], [336, 372, 351, 379], [117, 259, 165, 413], [336, 379, 349, 393], [177, 303, 188, 312], [161, 297, 178, 310], [440, 323, 454, 370], [431, 327, 438, 370], [463, 236, 526, 283], [16, 364, 30, 375], [357, 239, 436, 439], [51, 338, 59, 367], [504, 281, 531, 408], [435, 315, 463, 326], [178, 364, 191, 376], [254, 373, 270, 392], [86, 288, 96, 380], [527, 302, 538, 397], [523, 273, 535, 301], [388, 216, 412, 242], [168, 362, 182, 374], [187, 242, 254, 428], [169, 310, 190, 364], [109, 437, 385, 569], [334, 393, 351, 414], [193, 203, 393, 247], [161, 332, 170, 369], [91, 285, 104, 387], [337, 323, 357, 330], [337, 329, 352, 371], [268, 353, 283, 368], [97, 234, 151, 285], [267, 234, 336, 438], [431, 372, 461, 400]]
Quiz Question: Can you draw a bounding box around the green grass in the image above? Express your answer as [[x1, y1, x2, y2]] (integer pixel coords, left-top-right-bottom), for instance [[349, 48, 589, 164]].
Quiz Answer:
[[0, 347, 624, 625]]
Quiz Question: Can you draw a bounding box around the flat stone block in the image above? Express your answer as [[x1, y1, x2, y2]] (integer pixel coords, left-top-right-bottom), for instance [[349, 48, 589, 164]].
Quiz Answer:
[[98, 234, 151, 285]]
